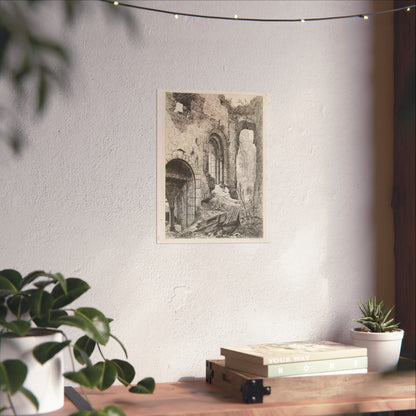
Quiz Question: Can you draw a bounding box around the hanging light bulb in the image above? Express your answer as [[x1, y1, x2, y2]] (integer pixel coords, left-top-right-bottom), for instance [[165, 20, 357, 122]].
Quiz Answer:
[[113, 1, 119, 5]]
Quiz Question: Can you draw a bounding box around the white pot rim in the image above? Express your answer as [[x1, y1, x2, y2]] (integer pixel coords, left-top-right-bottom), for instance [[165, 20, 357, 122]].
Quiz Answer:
[[351, 327, 404, 341]]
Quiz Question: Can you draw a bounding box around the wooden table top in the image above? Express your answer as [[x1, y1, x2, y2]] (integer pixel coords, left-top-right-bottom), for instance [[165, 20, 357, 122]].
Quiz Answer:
[[50, 371, 416, 416]]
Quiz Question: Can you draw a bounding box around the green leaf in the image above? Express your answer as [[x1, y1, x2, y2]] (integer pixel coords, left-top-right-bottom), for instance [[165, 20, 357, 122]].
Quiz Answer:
[[0, 270, 22, 291], [128, 377, 155, 394], [64, 366, 102, 389], [68, 412, 91, 416], [0, 303, 7, 321], [94, 361, 117, 391], [19, 386, 39, 411], [52, 315, 89, 333], [29, 290, 53, 326], [22, 270, 50, 287], [52, 273, 67, 294], [47, 309, 69, 328], [74, 308, 110, 345], [355, 296, 400, 332], [54, 309, 109, 346], [69, 407, 127, 416], [97, 406, 127, 416], [74, 335, 96, 365], [383, 306, 394, 321], [7, 295, 30, 318], [33, 340, 70, 364], [110, 333, 128, 359], [0, 276, 19, 296], [35, 273, 67, 294], [0, 359, 27, 395], [33, 280, 54, 290], [73, 349, 92, 368], [23, 271, 68, 295], [0, 319, 31, 336], [110, 359, 135, 386], [29, 289, 53, 317], [51, 278, 90, 309]]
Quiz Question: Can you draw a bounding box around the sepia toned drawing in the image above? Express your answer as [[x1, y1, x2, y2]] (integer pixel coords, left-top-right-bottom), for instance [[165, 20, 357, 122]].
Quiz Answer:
[[157, 90, 267, 243]]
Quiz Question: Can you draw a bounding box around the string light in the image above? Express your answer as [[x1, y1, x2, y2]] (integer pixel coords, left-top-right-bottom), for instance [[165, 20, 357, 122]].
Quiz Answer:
[[99, 0, 415, 23]]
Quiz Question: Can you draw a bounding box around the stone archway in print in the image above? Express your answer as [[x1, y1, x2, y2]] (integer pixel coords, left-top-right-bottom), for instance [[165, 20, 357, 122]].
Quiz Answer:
[[165, 159, 196, 232]]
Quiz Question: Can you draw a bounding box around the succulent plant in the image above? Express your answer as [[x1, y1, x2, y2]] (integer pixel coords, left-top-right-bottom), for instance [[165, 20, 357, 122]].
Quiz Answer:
[[353, 296, 400, 333]]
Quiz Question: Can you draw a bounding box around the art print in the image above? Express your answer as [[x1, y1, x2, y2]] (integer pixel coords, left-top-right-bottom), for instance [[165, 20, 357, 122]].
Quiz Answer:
[[157, 90, 267, 243]]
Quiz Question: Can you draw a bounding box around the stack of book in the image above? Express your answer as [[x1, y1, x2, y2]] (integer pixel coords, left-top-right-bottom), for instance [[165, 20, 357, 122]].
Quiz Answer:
[[220, 341, 368, 378]]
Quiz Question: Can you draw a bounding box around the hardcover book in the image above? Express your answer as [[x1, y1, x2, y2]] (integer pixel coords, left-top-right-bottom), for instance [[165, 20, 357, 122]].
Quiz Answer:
[[285, 368, 368, 377], [220, 341, 367, 366], [224, 355, 368, 377]]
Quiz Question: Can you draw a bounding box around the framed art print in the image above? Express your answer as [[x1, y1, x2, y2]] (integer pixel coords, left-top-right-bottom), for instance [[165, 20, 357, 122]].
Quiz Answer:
[[157, 90, 267, 243]]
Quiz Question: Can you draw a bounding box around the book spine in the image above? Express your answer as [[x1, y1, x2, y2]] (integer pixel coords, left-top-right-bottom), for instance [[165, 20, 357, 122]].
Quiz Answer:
[[221, 346, 368, 365], [285, 368, 368, 377], [262, 349, 368, 365], [267, 356, 368, 377], [225, 356, 368, 377]]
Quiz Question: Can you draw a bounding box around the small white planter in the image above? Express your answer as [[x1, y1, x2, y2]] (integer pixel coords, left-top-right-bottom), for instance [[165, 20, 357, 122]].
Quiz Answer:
[[0, 329, 64, 415], [351, 328, 404, 372]]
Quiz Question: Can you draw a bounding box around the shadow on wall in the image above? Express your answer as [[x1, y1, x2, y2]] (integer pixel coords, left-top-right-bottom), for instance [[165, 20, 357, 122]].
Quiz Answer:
[[391, 0, 415, 360], [371, 4, 395, 307], [322, 2, 396, 344]]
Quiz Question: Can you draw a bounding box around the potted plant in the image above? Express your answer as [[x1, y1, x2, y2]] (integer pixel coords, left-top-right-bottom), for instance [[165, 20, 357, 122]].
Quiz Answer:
[[0, 269, 155, 416], [351, 296, 404, 372]]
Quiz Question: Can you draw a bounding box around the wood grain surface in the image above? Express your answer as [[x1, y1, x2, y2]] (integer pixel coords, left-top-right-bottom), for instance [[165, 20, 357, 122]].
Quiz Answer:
[[49, 367, 415, 416]]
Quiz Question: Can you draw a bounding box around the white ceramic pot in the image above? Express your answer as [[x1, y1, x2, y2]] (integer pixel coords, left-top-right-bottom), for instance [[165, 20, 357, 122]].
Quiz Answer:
[[0, 329, 64, 415], [351, 328, 404, 372]]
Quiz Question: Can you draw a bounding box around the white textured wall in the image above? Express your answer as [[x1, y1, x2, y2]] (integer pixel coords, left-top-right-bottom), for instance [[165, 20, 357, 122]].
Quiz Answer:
[[0, 1, 394, 382]]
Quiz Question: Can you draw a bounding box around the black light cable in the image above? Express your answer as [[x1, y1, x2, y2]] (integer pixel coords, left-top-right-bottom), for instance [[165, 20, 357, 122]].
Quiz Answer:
[[99, 0, 415, 23]]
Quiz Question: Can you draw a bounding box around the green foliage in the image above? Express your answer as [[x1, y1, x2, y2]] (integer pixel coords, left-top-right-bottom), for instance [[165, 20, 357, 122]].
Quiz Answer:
[[0, 269, 155, 415], [18, 387, 39, 413], [55, 308, 110, 345], [69, 405, 127, 416], [0, 0, 135, 154], [129, 377, 156, 394], [0, 359, 28, 395], [110, 359, 135, 386], [74, 335, 96, 365], [33, 340, 71, 364], [64, 366, 103, 390], [353, 296, 400, 333], [93, 361, 118, 391], [0, 359, 39, 413]]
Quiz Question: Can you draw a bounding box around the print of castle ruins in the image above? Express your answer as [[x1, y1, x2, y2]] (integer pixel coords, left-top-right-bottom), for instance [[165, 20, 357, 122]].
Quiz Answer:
[[163, 91, 264, 240]]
